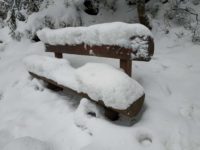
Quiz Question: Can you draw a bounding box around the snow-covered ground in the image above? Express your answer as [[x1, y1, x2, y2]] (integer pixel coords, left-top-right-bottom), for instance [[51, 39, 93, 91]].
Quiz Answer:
[[0, 0, 200, 149], [0, 24, 200, 150]]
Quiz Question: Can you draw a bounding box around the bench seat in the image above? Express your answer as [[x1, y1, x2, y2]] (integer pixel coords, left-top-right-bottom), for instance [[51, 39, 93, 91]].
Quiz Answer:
[[24, 55, 145, 118]]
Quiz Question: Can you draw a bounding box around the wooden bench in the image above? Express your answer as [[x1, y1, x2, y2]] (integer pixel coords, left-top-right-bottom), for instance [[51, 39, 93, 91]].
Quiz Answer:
[[28, 23, 154, 120]]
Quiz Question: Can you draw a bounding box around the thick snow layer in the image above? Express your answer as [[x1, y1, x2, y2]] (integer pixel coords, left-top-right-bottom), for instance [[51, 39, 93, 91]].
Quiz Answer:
[[1, 1, 200, 150], [23, 55, 79, 91], [37, 22, 152, 58], [1, 27, 200, 150], [76, 63, 144, 109], [24, 55, 144, 110]]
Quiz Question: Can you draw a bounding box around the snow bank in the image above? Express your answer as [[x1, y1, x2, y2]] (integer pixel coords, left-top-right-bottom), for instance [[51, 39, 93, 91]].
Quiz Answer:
[[37, 22, 152, 58], [24, 55, 144, 110]]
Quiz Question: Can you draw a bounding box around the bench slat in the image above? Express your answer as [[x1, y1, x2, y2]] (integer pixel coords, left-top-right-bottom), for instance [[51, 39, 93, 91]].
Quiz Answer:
[[46, 44, 132, 60]]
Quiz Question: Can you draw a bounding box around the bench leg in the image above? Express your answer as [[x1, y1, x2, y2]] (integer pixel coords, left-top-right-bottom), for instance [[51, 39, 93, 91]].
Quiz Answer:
[[54, 52, 63, 58], [120, 59, 132, 77], [104, 108, 119, 121]]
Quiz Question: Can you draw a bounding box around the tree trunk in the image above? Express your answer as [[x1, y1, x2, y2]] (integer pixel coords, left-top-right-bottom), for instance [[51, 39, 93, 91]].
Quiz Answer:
[[137, 0, 152, 30]]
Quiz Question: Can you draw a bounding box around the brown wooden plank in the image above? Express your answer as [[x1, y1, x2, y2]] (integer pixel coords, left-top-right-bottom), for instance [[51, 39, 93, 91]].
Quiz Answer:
[[120, 59, 132, 77], [29, 72, 144, 118], [46, 44, 132, 60]]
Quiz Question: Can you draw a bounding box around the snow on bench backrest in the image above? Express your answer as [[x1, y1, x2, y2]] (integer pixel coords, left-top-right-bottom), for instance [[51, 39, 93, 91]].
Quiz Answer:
[[37, 22, 154, 61]]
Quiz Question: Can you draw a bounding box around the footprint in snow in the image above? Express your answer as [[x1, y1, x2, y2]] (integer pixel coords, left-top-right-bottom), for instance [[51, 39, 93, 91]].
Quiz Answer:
[[136, 131, 153, 146]]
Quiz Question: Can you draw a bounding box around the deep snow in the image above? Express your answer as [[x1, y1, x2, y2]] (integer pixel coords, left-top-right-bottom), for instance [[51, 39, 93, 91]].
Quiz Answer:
[[0, 25, 200, 150], [0, 0, 200, 150]]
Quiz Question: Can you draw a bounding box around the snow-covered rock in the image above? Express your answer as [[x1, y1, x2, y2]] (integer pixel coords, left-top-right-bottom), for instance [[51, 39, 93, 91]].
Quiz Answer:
[[23, 55, 144, 110]]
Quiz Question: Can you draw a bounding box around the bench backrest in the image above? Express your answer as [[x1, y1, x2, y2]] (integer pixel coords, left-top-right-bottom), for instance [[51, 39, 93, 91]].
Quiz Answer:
[[37, 22, 154, 76], [45, 35, 154, 61]]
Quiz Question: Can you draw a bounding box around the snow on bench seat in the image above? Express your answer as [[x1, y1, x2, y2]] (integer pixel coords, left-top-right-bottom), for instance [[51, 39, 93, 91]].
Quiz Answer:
[[37, 22, 153, 60], [24, 55, 144, 110]]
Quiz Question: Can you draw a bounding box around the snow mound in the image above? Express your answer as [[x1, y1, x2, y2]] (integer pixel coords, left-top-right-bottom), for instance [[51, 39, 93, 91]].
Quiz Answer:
[[37, 22, 152, 58], [74, 98, 100, 128], [3, 137, 51, 150], [24, 55, 144, 110]]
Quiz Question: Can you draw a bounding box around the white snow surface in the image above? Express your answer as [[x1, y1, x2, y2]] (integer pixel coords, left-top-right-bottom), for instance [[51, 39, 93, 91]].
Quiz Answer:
[[1, 27, 200, 150], [3, 137, 51, 150], [24, 55, 144, 110], [1, 1, 200, 150], [37, 22, 152, 48]]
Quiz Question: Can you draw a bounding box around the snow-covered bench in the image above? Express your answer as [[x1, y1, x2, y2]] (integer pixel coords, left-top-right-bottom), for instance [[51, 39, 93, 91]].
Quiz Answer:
[[25, 22, 154, 120], [24, 55, 145, 120], [37, 22, 154, 76]]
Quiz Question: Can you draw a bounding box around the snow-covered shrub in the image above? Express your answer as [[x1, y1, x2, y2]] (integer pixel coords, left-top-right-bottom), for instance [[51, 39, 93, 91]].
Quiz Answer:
[[164, 0, 200, 44], [14, 0, 82, 41], [16, 11, 26, 22], [0, 19, 5, 29], [147, 2, 160, 18], [43, 16, 55, 29], [0, 1, 9, 20], [164, 0, 199, 28], [192, 0, 200, 5], [11, 31, 23, 41], [101, 0, 117, 10], [1, 0, 82, 41], [192, 27, 200, 44], [6, 9, 18, 39], [173, 10, 192, 27], [164, 7, 193, 28]]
